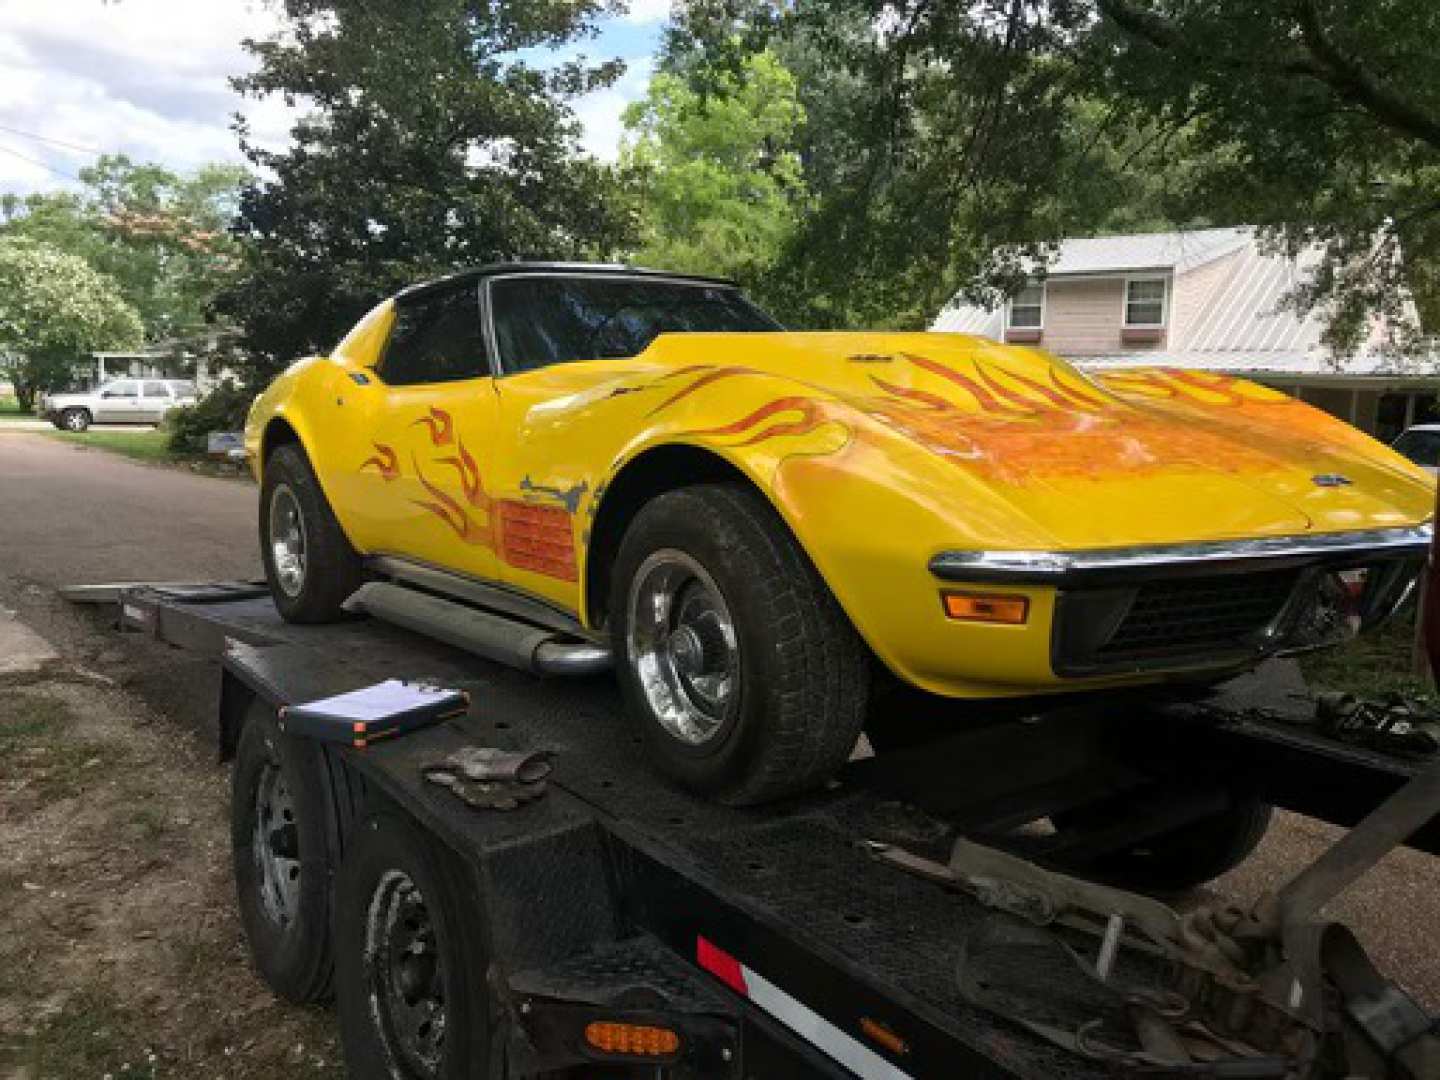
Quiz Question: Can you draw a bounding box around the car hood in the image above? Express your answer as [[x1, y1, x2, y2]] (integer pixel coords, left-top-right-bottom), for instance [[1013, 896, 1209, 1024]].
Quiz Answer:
[[583, 331, 1436, 550]]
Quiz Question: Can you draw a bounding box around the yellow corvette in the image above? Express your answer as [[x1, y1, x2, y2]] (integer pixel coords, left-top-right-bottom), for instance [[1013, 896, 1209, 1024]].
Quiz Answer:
[[246, 263, 1432, 803]]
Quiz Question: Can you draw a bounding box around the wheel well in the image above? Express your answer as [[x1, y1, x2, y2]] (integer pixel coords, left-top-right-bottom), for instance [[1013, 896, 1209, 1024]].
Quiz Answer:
[[585, 444, 755, 628], [261, 417, 301, 466]]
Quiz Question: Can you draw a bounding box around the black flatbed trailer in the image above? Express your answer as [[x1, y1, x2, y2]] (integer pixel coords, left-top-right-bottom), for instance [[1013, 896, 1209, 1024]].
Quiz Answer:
[[107, 583, 1440, 1079]]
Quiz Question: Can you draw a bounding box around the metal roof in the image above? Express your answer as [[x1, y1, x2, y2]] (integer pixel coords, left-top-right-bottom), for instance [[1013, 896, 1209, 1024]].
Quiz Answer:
[[1038, 227, 1251, 277]]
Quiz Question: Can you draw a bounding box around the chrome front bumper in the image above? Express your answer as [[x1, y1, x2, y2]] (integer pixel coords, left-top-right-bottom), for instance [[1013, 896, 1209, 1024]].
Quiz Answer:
[[928, 525, 1432, 586]]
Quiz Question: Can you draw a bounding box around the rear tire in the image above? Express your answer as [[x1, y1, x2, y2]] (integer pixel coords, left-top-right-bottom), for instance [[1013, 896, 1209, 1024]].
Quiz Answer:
[[231, 703, 335, 1003], [334, 813, 490, 1080], [60, 408, 90, 432], [610, 483, 870, 805], [260, 442, 363, 623]]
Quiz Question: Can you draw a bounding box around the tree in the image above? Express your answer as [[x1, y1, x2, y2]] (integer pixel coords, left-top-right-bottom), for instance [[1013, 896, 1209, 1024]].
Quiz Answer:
[[621, 50, 808, 296], [217, 0, 637, 385], [0, 156, 247, 346], [0, 239, 143, 411], [1080, 0, 1440, 352], [665, 0, 1440, 345]]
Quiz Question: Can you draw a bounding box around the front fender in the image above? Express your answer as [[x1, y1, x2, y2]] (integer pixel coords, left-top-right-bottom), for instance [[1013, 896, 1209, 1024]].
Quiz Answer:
[[593, 368, 1064, 695]]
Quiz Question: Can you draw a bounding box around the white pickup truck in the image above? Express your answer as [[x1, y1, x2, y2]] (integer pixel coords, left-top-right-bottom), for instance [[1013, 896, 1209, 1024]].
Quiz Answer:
[[41, 378, 198, 431]]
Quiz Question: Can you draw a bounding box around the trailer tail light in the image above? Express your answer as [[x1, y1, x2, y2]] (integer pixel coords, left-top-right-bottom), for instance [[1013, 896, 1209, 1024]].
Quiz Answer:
[[941, 591, 1029, 624], [583, 1021, 680, 1057]]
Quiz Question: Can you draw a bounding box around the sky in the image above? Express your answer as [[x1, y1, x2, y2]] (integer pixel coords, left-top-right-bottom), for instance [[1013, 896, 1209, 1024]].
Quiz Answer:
[[0, 0, 668, 197]]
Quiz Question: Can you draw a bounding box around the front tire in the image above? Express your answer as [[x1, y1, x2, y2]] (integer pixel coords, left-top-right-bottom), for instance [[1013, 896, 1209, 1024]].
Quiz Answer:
[[60, 408, 90, 432], [260, 443, 363, 623], [610, 483, 870, 805]]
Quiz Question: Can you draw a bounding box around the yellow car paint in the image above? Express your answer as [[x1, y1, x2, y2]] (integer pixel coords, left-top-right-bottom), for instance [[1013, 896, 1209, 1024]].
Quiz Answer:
[[246, 313, 1435, 700]]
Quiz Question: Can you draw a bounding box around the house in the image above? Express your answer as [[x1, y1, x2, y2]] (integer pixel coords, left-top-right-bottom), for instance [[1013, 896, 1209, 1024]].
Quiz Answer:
[[933, 227, 1439, 441]]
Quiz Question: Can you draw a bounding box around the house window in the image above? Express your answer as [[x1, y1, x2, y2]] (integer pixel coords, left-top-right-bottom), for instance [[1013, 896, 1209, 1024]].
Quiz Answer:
[[1007, 283, 1045, 330], [1125, 277, 1167, 328]]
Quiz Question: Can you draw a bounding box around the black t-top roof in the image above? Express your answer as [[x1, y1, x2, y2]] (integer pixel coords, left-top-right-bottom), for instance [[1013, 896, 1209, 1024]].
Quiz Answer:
[[395, 261, 739, 301]]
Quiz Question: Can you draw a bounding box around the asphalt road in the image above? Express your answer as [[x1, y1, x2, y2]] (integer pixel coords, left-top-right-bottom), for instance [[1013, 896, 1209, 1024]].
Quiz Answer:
[[0, 432, 259, 585], [0, 430, 1436, 1014]]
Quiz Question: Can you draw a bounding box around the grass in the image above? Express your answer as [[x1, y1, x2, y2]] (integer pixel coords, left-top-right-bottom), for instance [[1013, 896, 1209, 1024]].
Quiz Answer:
[[0, 394, 31, 420], [10, 990, 158, 1080], [47, 428, 176, 463], [0, 692, 123, 804], [1299, 607, 1432, 699]]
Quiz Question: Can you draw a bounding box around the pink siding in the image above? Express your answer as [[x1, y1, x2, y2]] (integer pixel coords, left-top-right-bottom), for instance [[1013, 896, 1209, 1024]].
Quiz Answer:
[[1039, 277, 1170, 356]]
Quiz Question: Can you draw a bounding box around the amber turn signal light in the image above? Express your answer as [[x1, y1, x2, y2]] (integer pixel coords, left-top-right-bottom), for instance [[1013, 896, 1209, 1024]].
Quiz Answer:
[[941, 591, 1029, 624], [584, 1021, 681, 1058]]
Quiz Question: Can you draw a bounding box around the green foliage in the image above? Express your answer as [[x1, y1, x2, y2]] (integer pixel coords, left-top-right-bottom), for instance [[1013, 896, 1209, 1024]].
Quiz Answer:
[[164, 380, 254, 455], [0, 238, 143, 411], [217, 0, 638, 386], [621, 50, 807, 293], [663, 0, 1440, 343], [0, 156, 247, 346]]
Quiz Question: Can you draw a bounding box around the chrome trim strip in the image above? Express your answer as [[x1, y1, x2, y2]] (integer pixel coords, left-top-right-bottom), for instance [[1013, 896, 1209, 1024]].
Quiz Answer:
[[929, 525, 1432, 584]]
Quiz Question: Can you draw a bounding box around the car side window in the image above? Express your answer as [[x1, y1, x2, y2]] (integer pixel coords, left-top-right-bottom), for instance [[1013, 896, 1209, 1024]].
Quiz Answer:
[[142, 381, 171, 398], [103, 381, 138, 398], [378, 286, 490, 386]]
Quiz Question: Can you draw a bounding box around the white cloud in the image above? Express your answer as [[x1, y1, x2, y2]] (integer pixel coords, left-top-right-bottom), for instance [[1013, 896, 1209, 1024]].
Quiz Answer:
[[0, 0, 297, 195], [574, 58, 653, 161], [620, 0, 673, 25], [0, 1, 655, 195]]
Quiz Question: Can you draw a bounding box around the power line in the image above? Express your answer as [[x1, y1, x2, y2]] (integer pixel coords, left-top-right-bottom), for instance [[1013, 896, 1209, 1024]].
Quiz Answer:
[[0, 123, 102, 156], [0, 143, 83, 183]]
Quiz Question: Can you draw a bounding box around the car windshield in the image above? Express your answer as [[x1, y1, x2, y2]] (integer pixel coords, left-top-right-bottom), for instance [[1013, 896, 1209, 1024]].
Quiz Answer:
[[491, 275, 781, 373], [1393, 429, 1440, 468]]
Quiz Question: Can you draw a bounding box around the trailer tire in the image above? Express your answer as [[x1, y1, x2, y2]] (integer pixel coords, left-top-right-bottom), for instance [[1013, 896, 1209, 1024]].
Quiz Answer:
[[335, 813, 489, 1080], [261, 442, 363, 623], [610, 483, 870, 805], [231, 703, 335, 1003], [1056, 792, 1273, 893]]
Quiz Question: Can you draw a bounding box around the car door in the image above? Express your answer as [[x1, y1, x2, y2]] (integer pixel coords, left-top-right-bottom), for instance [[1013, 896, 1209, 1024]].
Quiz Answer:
[[346, 283, 504, 583], [95, 380, 142, 422], [140, 381, 173, 423]]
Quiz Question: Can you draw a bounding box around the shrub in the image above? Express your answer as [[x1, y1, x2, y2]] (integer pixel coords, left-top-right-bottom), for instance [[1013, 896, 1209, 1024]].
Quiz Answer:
[[165, 380, 254, 456]]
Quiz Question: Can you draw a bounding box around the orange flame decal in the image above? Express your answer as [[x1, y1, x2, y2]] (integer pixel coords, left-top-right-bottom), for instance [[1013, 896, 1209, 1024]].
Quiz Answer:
[[902, 354, 1034, 417], [360, 443, 400, 481], [411, 406, 454, 446], [647, 366, 758, 416], [684, 397, 829, 446], [411, 453, 491, 545]]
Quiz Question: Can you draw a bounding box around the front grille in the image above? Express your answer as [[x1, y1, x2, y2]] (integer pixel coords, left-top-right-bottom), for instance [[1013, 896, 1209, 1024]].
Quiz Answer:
[[1095, 569, 1302, 663]]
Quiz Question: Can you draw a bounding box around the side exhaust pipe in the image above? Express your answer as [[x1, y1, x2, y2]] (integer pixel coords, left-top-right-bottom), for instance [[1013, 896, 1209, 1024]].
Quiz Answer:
[[346, 582, 612, 676]]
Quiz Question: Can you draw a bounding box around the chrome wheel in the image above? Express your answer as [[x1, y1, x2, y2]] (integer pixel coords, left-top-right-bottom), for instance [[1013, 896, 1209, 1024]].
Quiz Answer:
[[63, 409, 88, 432], [626, 549, 739, 746], [253, 761, 300, 927], [269, 484, 307, 597], [365, 870, 446, 1076]]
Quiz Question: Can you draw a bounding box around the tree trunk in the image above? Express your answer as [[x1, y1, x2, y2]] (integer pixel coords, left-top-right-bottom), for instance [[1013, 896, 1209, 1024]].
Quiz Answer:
[[12, 378, 35, 413]]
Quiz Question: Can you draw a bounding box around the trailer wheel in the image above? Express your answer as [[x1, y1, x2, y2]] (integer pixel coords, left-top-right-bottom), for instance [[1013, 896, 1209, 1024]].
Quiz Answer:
[[231, 703, 335, 1002], [1055, 792, 1273, 893], [260, 442, 363, 623], [610, 483, 870, 805], [335, 813, 489, 1080]]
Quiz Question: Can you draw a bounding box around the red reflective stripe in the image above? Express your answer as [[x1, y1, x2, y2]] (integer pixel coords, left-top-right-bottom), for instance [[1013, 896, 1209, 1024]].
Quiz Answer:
[[696, 936, 748, 996]]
